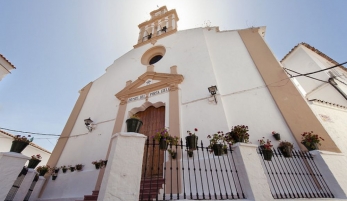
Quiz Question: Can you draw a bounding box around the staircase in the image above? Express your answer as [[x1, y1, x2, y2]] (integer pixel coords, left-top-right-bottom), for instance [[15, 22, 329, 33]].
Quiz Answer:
[[77, 190, 99, 201], [139, 177, 165, 201]]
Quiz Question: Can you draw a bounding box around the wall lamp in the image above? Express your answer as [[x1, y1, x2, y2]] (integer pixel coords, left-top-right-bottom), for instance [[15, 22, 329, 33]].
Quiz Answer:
[[208, 85, 218, 104], [84, 117, 94, 132]]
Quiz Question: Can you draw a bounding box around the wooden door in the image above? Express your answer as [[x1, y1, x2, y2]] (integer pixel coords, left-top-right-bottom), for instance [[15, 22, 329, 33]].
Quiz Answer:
[[136, 106, 165, 177]]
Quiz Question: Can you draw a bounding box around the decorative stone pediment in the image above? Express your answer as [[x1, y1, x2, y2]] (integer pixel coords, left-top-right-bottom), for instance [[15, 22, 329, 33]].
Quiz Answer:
[[115, 68, 183, 104]]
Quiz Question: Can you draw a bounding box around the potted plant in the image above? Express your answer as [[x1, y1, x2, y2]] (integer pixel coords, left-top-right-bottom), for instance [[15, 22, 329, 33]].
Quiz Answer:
[[51, 173, 57, 180], [153, 128, 179, 150], [10, 135, 33, 153], [186, 128, 198, 150], [167, 149, 177, 159], [52, 167, 60, 173], [36, 165, 50, 176], [61, 165, 68, 173], [68, 165, 75, 172], [301, 131, 324, 151], [92, 160, 104, 169], [125, 114, 143, 132], [28, 154, 42, 169], [258, 138, 273, 161], [207, 131, 230, 156], [186, 149, 194, 157], [103, 160, 108, 167], [272, 131, 281, 140], [229, 125, 249, 143], [76, 164, 83, 171], [278, 141, 294, 157]]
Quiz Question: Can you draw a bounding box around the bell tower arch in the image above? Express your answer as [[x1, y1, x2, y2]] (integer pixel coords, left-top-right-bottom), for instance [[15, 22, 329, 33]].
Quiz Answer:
[[135, 6, 179, 48]]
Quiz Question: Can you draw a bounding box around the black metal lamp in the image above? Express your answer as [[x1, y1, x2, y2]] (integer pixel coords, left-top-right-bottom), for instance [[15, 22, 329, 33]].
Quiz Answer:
[[84, 118, 93, 132], [208, 85, 218, 103]]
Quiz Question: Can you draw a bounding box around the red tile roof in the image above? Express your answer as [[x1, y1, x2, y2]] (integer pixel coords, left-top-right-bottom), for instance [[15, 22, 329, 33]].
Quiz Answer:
[[0, 130, 51, 154], [281, 42, 346, 72], [0, 54, 16, 69]]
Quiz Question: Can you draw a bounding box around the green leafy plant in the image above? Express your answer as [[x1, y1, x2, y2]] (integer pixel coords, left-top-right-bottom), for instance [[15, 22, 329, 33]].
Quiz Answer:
[[229, 125, 249, 143], [207, 131, 229, 153], [258, 137, 273, 150], [153, 128, 179, 145], [301, 131, 324, 150], [278, 141, 293, 149]]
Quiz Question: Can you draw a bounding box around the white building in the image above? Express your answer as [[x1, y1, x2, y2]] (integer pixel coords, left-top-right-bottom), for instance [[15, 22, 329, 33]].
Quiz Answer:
[[0, 54, 15, 81], [281, 42, 347, 156], [37, 7, 344, 201], [0, 130, 51, 166]]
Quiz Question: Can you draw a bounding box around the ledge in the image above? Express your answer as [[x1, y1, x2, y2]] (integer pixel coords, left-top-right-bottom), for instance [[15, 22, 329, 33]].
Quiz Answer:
[[112, 132, 147, 139], [0, 152, 30, 160], [309, 150, 345, 156], [232, 142, 258, 148]]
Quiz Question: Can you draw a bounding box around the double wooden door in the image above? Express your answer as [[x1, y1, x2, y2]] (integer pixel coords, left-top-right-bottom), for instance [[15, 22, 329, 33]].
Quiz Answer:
[[136, 106, 165, 177]]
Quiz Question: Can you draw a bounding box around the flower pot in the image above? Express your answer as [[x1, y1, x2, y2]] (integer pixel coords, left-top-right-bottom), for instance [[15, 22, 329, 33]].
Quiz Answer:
[[54, 169, 60, 174], [159, 138, 168, 150], [278, 146, 293, 157], [62, 168, 67, 173], [171, 152, 177, 159], [230, 132, 245, 143], [212, 144, 223, 156], [262, 149, 273, 161], [103, 160, 108, 166], [10, 141, 29, 153], [186, 136, 198, 150], [70, 167, 75, 172], [76, 165, 83, 171], [39, 170, 48, 176], [28, 159, 41, 169], [52, 175, 57, 180], [95, 164, 100, 169], [125, 118, 143, 133], [302, 142, 319, 151], [187, 151, 193, 157], [273, 133, 281, 141]]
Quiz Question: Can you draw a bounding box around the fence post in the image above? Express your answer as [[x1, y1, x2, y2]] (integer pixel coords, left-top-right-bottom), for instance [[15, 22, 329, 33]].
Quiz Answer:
[[0, 152, 30, 201], [98, 132, 147, 201], [12, 168, 37, 201], [29, 176, 45, 201], [233, 143, 274, 201], [310, 150, 347, 198]]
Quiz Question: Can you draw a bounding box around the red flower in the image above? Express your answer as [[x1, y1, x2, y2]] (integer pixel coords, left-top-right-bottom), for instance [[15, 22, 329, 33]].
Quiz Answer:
[[195, 128, 198, 132]]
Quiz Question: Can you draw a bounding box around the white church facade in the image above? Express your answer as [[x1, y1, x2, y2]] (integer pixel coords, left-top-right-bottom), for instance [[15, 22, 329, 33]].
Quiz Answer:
[[35, 6, 347, 201]]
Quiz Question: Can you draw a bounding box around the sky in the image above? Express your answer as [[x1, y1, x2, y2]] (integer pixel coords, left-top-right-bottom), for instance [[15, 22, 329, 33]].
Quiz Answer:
[[0, 0, 346, 152]]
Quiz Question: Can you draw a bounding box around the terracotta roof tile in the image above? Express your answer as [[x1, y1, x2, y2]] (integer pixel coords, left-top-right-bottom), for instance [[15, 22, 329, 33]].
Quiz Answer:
[[0, 54, 16, 69], [0, 130, 51, 154], [281, 42, 346, 72]]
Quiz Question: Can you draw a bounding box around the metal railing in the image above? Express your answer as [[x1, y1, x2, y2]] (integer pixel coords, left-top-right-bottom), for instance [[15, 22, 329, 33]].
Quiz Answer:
[[5, 166, 28, 201], [258, 148, 334, 199], [23, 173, 39, 201], [140, 138, 245, 200]]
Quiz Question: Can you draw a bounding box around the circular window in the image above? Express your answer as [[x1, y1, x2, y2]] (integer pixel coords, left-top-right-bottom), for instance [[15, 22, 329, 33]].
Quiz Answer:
[[149, 55, 163, 65], [141, 46, 166, 65]]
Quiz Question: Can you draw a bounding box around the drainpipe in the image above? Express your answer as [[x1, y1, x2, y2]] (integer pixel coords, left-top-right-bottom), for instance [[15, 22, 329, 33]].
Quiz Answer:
[[328, 78, 347, 100]]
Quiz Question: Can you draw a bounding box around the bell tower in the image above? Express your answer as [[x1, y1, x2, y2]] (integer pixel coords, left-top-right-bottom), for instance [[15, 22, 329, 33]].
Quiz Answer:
[[134, 6, 179, 48]]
